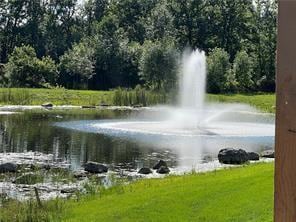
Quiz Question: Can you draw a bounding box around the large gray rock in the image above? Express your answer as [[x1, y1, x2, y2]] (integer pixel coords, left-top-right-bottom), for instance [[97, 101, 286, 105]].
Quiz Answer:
[[153, 160, 167, 170], [0, 162, 17, 173], [138, 167, 152, 175], [218, 148, 249, 164], [156, 166, 170, 174], [84, 162, 108, 174], [248, 152, 260, 161], [261, 150, 275, 158]]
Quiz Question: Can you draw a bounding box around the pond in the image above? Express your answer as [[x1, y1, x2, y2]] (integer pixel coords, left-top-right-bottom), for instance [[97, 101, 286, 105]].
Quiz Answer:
[[0, 105, 275, 172]]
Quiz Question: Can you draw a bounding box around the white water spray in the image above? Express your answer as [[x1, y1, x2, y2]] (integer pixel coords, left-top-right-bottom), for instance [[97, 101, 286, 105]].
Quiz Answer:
[[180, 49, 206, 110], [173, 49, 207, 129]]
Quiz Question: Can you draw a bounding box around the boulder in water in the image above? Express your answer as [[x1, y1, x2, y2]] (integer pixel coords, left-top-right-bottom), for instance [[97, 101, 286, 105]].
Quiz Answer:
[[0, 162, 17, 173], [138, 167, 152, 175], [247, 152, 260, 161], [153, 160, 167, 170], [218, 148, 249, 164], [261, 150, 275, 158], [156, 166, 170, 174], [84, 162, 108, 174]]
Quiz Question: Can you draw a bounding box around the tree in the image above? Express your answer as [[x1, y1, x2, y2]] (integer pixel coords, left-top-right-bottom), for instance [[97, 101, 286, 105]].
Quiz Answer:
[[167, 0, 206, 49], [233, 50, 254, 92], [4, 45, 57, 87], [139, 41, 179, 91], [144, 2, 175, 41], [207, 48, 235, 93], [204, 0, 254, 60], [252, 0, 277, 92], [59, 40, 95, 89]]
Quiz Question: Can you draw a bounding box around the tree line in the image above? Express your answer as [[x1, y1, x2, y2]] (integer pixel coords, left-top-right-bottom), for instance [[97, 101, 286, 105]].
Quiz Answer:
[[0, 0, 277, 93]]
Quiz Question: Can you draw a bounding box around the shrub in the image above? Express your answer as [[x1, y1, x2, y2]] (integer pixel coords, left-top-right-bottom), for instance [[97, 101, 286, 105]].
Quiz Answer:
[[4, 45, 57, 88]]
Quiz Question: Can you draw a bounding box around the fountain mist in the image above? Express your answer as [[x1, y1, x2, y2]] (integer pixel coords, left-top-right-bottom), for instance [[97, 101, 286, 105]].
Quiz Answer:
[[180, 49, 206, 110], [173, 49, 207, 129]]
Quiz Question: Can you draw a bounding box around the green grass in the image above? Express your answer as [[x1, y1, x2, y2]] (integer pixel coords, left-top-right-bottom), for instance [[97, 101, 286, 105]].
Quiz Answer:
[[0, 88, 276, 113], [1, 163, 274, 222], [61, 163, 274, 222], [207, 93, 276, 113], [0, 88, 113, 106]]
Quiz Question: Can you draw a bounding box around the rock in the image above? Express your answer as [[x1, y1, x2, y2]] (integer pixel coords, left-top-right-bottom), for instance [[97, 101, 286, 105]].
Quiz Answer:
[[0, 162, 17, 173], [248, 152, 260, 161], [261, 150, 275, 158], [99, 103, 110, 107], [14, 173, 43, 185], [218, 148, 249, 164], [41, 103, 53, 108], [153, 160, 167, 170], [138, 167, 152, 175], [132, 104, 143, 108], [84, 162, 108, 174], [156, 166, 170, 174], [61, 187, 77, 194], [81, 105, 96, 109]]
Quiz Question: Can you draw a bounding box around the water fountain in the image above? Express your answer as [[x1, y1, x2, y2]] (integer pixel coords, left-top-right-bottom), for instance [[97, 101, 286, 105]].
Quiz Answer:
[[56, 49, 275, 169]]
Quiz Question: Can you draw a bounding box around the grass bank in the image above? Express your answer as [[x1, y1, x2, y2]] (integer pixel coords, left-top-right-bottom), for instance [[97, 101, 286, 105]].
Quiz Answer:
[[0, 163, 274, 222], [207, 93, 275, 113], [0, 88, 275, 113], [0, 88, 167, 107]]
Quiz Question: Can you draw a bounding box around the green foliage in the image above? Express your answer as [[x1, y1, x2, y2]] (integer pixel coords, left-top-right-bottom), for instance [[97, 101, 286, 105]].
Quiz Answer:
[[233, 50, 254, 92], [207, 48, 236, 93], [59, 40, 95, 89], [0, 0, 277, 92], [139, 41, 179, 91], [112, 86, 167, 106], [4, 46, 57, 88]]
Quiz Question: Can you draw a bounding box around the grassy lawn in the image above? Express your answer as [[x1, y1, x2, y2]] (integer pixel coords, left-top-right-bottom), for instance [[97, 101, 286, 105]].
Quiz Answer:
[[207, 93, 276, 113], [0, 88, 275, 113], [0, 163, 274, 222], [60, 163, 274, 222], [0, 88, 113, 106]]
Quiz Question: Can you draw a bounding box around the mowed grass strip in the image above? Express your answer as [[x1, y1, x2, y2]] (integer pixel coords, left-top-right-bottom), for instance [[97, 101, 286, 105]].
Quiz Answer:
[[207, 93, 275, 113], [0, 88, 113, 106], [0, 88, 275, 113], [62, 163, 274, 222]]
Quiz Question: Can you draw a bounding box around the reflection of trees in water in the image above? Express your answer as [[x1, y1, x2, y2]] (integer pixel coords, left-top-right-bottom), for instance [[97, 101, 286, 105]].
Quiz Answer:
[[0, 110, 164, 169]]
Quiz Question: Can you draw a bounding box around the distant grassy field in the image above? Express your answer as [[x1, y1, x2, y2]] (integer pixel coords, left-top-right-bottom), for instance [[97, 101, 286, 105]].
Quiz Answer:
[[1, 163, 273, 221], [208, 93, 276, 113], [0, 88, 113, 106], [0, 88, 275, 113]]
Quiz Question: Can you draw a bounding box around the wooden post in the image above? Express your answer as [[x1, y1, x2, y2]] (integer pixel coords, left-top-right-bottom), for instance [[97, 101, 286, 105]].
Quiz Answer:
[[34, 187, 42, 208], [275, 0, 296, 221]]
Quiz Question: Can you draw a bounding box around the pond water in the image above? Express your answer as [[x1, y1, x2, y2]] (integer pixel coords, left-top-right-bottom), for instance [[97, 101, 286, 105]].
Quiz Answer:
[[0, 105, 275, 172]]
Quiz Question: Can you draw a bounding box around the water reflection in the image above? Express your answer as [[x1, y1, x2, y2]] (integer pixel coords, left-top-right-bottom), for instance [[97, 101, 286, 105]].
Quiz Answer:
[[0, 108, 274, 170]]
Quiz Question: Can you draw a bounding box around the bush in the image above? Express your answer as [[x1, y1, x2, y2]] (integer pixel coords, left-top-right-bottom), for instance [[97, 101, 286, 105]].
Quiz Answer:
[[207, 48, 236, 93], [4, 45, 57, 88], [233, 50, 254, 92]]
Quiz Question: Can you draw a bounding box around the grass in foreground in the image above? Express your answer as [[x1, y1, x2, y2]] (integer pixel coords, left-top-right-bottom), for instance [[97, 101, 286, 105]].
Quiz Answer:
[[1, 163, 274, 222]]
